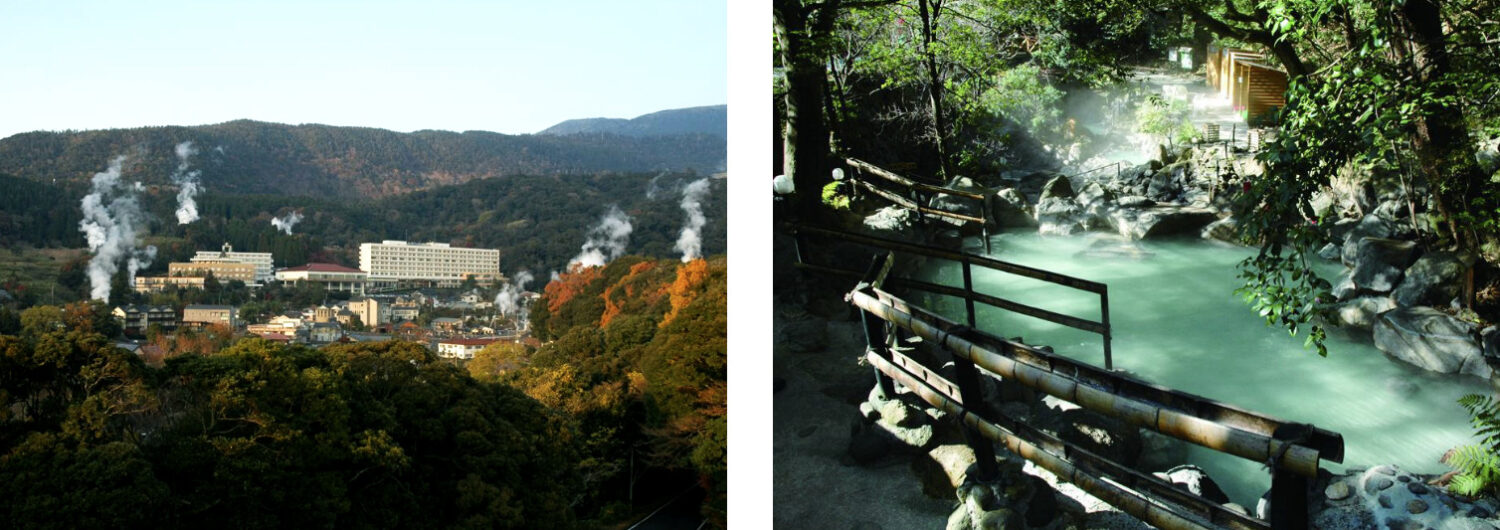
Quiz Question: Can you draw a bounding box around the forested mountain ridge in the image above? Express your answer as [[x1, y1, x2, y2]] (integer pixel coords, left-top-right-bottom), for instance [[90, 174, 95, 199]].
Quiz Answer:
[[0, 119, 725, 199], [538, 105, 726, 137]]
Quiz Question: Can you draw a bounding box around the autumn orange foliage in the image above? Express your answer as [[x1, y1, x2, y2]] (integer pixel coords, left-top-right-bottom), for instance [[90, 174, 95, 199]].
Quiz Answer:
[[544, 264, 603, 313], [661, 258, 711, 327], [600, 261, 657, 327]]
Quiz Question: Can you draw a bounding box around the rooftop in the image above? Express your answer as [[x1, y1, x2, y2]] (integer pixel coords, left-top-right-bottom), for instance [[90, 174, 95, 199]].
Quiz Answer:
[[279, 263, 366, 274], [439, 338, 502, 346]]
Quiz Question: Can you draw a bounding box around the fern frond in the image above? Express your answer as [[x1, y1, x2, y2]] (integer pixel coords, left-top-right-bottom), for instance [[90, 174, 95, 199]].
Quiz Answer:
[[1451, 473, 1487, 498]]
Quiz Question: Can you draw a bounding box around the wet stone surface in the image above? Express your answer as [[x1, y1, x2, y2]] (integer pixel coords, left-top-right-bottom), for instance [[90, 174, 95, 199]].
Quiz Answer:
[[1367, 476, 1395, 494], [1406, 482, 1428, 495], [1408, 499, 1429, 515], [1325, 482, 1352, 501]]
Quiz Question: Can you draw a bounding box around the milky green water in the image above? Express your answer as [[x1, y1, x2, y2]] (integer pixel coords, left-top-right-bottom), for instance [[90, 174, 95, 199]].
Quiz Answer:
[[912, 230, 1489, 505]]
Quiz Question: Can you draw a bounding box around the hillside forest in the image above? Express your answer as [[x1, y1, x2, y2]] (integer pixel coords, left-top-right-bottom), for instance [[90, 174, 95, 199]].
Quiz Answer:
[[0, 256, 726, 528]]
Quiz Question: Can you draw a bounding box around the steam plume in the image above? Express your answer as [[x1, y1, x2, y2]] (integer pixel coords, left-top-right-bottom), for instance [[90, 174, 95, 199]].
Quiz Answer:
[[674, 178, 711, 262], [171, 141, 202, 224], [645, 172, 671, 200], [271, 211, 303, 235], [79, 156, 158, 300], [569, 205, 633, 268], [493, 270, 535, 318]]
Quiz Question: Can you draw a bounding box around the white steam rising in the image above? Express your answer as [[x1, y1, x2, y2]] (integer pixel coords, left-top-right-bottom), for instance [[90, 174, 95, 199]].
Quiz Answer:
[[645, 172, 670, 200], [569, 205, 633, 268], [493, 270, 535, 318], [674, 178, 711, 262], [271, 211, 304, 235], [171, 141, 203, 224], [79, 156, 158, 301]]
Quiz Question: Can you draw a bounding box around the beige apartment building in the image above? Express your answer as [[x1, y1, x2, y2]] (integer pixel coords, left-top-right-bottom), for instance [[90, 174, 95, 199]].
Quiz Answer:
[[182, 304, 238, 328], [359, 241, 500, 289], [134, 275, 208, 293], [192, 243, 274, 284], [169, 261, 257, 284]]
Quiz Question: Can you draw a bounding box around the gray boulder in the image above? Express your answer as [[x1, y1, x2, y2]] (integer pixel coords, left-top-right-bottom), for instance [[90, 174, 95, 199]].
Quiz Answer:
[[1036, 197, 1087, 236], [1318, 242, 1342, 261], [1332, 270, 1360, 302], [1111, 206, 1220, 240], [1039, 175, 1075, 201], [930, 176, 986, 226], [1341, 215, 1401, 266], [1336, 296, 1397, 330], [991, 188, 1035, 228], [1201, 217, 1241, 244], [1042, 408, 1142, 467], [1116, 195, 1155, 208], [1373, 307, 1489, 378], [1391, 251, 1469, 307], [1350, 238, 1418, 293], [1154, 465, 1230, 504], [1075, 181, 1115, 208], [863, 205, 914, 232]]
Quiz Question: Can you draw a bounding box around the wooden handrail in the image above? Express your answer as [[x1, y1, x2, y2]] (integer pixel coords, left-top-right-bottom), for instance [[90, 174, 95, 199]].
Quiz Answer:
[[845, 157, 986, 200], [867, 351, 1268, 530], [853, 286, 1342, 476]]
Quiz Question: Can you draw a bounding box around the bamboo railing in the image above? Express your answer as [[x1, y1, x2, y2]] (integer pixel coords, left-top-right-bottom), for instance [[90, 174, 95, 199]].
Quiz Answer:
[[842, 157, 994, 254]]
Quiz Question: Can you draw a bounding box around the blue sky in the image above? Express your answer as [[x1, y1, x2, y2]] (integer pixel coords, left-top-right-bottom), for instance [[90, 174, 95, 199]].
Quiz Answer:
[[0, 0, 726, 139]]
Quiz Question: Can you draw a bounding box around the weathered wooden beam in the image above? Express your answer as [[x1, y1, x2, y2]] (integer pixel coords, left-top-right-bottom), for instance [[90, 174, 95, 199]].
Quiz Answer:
[[852, 288, 1328, 477], [853, 180, 986, 224], [877, 289, 1344, 463], [788, 223, 1106, 293], [867, 351, 1269, 530], [845, 157, 986, 200]]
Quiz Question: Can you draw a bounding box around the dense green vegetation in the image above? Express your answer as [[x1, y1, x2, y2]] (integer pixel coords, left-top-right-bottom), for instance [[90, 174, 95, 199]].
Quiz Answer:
[[507, 256, 728, 525], [0, 254, 727, 528], [0, 330, 577, 529], [154, 172, 726, 275], [0, 119, 725, 199], [0, 171, 724, 296]]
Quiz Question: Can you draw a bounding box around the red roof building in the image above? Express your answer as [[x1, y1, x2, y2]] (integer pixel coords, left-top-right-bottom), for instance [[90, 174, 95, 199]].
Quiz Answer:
[[275, 263, 369, 296]]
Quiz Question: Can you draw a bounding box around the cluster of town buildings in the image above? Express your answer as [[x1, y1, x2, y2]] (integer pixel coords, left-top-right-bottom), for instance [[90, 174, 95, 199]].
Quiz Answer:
[[118, 241, 532, 360], [134, 240, 502, 294]]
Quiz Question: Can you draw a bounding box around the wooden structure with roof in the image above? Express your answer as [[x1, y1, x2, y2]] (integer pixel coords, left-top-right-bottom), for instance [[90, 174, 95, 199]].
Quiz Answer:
[[1206, 45, 1288, 123]]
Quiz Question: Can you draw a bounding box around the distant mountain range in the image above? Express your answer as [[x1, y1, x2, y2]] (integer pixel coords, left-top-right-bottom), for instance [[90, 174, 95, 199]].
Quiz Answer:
[[537, 105, 726, 137], [0, 111, 725, 199]]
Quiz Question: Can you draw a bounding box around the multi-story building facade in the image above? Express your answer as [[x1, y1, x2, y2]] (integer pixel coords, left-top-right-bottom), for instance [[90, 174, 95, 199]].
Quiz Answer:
[[359, 241, 500, 289], [112, 305, 178, 336], [275, 263, 368, 295], [169, 261, 257, 284], [134, 275, 207, 293], [182, 304, 238, 328], [192, 243, 274, 284], [435, 338, 502, 360], [345, 297, 389, 328]]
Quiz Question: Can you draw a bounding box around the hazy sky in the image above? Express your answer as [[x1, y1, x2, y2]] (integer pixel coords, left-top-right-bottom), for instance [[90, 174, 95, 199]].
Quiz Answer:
[[0, 0, 726, 139]]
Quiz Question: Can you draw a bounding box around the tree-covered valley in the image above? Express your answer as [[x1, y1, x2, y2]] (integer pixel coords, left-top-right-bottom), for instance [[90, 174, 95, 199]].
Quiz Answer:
[[0, 256, 725, 528]]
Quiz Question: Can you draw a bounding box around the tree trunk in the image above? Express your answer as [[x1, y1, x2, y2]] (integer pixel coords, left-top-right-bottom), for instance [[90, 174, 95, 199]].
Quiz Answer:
[[918, 0, 949, 180], [774, 0, 834, 215], [1400, 0, 1488, 250]]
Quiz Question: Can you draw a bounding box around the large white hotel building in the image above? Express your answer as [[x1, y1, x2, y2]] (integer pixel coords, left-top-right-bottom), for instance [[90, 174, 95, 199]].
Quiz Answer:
[[359, 241, 501, 289]]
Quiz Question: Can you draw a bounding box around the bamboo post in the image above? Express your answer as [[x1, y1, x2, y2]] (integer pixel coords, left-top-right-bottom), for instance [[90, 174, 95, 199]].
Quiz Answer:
[[953, 257, 1000, 480], [1270, 424, 1312, 530], [981, 193, 993, 255], [1100, 287, 1113, 371], [861, 256, 897, 398]]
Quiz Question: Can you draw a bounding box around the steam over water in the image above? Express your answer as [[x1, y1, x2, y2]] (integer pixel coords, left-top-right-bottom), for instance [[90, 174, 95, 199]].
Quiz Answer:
[[913, 231, 1487, 505]]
